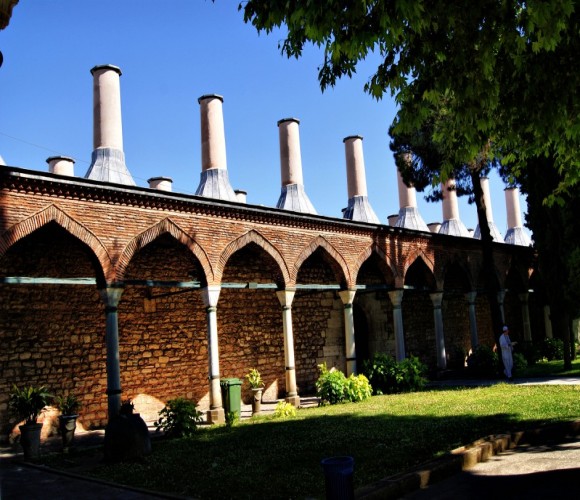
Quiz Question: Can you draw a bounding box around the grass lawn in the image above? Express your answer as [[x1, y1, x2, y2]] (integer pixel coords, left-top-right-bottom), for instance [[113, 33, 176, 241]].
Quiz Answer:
[[519, 357, 580, 378], [42, 383, 580, 499]]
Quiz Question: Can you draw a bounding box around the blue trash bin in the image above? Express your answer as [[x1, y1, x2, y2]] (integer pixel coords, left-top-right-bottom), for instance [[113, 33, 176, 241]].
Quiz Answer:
[[321, 456, 354, 500]]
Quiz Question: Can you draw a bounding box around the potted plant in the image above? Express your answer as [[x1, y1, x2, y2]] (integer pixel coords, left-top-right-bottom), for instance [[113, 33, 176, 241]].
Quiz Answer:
[[8, 384, 51, 459], [54, 393, 81, 453], [245, 368, 264, 415]]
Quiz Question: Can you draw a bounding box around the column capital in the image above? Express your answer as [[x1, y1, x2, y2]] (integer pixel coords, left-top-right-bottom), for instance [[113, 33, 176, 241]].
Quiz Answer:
[[497, 290, 506, 304], [388, 289, 404, 307], [276, 289, 296, 308], [465, 291, 477, 304], [99, 287, 124, 308], [338, 289, 356, 305], [201, 285, 221, 308], [518, 292, 529, 303], [430, 291, 444, 308]]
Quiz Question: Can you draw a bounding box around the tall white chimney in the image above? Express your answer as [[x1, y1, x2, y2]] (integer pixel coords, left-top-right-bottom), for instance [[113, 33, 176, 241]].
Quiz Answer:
[[47, 156, 75, 176], [342, 136, 379, 223], [394, 154, 428, 231], [84, 65, 136, 185], [439, 178, 470, 236], [474, 176, 503, 241], [276, 118, 316, 213], [504, 187, 531, 246], [195, 94, 237, 201]]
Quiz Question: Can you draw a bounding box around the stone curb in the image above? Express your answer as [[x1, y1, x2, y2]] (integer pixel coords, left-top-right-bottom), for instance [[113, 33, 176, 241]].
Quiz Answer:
[[355, 419, 580, 499]]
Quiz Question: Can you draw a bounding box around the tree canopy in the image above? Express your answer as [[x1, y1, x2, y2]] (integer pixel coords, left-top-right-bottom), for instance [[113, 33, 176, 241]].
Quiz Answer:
[[241, 0, 580, 199]]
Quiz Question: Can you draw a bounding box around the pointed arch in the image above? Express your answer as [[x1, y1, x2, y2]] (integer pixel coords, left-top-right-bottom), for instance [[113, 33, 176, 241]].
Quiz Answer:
[[292, 235, 349, 286], [216, 229, 290, 286], [403, 251, 437, 291], [0, 204, 110, 280], [116, 218, 213, 283], [401, 248, 435, 280], [441, 257, 474, 292], [352, 244, 399, 285]]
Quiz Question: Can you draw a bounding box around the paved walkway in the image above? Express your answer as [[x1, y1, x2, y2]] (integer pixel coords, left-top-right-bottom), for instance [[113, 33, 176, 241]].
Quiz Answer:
[[401, 438, 580, 499], [1, 378, 578, 499]]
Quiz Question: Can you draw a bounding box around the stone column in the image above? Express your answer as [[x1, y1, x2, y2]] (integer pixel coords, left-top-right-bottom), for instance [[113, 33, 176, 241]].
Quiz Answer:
[[430, 291, 447, 369], [466, 291, 479, 349], [85, 65, 136, 185], [277, 290, 300, 406], [519, 292, 532, 342], [47, 156, 75, 176], [202, 286, 225, 424], [339, 289, 357, 376], [99, 287, 124, 419], [388, 290, 406, 361], [497, 290, 506, 324], [544, 305, 553, 339]]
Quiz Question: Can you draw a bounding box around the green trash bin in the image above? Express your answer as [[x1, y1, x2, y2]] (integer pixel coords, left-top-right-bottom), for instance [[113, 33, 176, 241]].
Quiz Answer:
[[220, 378, 242, 419]]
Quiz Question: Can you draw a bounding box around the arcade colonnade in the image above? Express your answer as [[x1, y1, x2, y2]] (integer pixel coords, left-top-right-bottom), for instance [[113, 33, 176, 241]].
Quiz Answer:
[[0, 167, 538, 431]]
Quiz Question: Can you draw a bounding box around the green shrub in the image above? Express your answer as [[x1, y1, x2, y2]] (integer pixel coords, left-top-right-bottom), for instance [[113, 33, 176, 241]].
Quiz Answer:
[[225, 411, 238, 428], [345, 374, 373, 402], [362, 354, 426, 394], [316, 363, 347, 405], [273, 401, 297, 418], [513, 352, 528, 374], [154, 397, 203, 438], [541, 338, 564, 361], [466, 345, 499, 378]]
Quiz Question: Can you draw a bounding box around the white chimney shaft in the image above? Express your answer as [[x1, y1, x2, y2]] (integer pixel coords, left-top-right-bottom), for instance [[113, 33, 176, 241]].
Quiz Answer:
[[91, 65, 123, 151], [148, 177, 173, 191], [505, 187, 523, 228], [397, 167, 417, 208], [343, 135, 368, 198], [480, 177, 494, 221], [198, 94, 227, 172], [278, 118, 304, 186], [442, 178, 460, 220], [47, 156, 75, 176]]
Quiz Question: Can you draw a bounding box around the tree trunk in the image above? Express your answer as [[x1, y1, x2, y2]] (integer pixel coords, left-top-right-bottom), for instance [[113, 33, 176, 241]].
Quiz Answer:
[[470, 170, 503, 345]]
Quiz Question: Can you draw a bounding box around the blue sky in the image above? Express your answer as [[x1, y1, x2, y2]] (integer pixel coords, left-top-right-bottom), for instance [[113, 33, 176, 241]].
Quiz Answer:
[[1, 0, 528, 235]]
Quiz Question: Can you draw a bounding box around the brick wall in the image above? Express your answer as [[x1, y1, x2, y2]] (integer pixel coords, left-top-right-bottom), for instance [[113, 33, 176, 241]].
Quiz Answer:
[[0, 167, 536, 436]]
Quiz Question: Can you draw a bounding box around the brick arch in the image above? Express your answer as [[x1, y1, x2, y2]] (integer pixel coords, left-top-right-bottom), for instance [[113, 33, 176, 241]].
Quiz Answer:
[[292, 235, 350, 286], [0, 204, 111, 281], [440, 256, 474, 291], [116, 218, 213, 283], [215, 229, 290, 286], [352, 244, 399, 285], [401, 248, 436, 286]]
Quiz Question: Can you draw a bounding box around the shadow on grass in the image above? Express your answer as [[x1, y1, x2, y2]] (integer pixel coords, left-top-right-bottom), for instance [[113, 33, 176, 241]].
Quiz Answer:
[[41, 408, 567, 500]]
